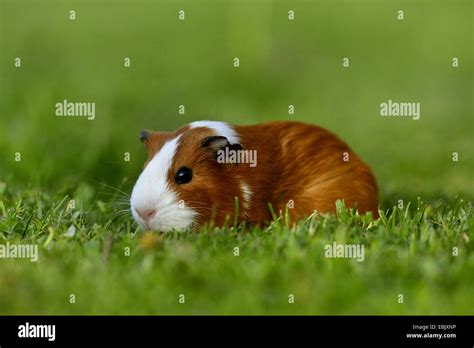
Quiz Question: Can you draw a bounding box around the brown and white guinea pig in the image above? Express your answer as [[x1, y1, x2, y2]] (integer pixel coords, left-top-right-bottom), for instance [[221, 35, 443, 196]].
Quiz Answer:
[[130, 120, 378, 231]]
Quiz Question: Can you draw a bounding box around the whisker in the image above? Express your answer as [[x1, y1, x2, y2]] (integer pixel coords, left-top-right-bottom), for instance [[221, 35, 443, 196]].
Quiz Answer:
[[102, 201, 130, 207], [97, 192, 130, 199], [91, 180, 131, 198]]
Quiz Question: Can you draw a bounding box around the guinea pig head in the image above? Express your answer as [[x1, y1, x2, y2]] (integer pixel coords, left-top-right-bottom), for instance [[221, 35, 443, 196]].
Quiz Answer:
[[130, 126, 243, 232]]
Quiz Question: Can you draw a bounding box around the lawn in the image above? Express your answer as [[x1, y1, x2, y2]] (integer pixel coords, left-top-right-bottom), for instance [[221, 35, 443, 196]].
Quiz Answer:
[[0, 0, 473, 314], [0, 184, 473, 314]]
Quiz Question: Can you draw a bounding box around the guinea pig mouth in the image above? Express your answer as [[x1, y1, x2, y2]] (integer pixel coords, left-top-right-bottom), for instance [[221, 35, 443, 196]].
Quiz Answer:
[[137, 219, 151, 230], [133, 213, 158, 231], [130, 209, 149, 230], [131, 206, 197, 233]]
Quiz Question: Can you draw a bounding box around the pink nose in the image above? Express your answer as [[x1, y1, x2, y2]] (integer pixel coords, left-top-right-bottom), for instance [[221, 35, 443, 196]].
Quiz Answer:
[[136, 208, 156, 221]]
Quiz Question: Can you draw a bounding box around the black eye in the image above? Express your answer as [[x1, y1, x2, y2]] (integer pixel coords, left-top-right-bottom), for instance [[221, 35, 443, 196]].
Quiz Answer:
[[175, 167, 193, 184]]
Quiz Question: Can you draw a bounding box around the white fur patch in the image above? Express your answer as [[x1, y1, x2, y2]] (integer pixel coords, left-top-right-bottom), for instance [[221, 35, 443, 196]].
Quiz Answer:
[[190, 120, 240, 144], [130, 135, 197, 232], [240, 182, 253, 210]]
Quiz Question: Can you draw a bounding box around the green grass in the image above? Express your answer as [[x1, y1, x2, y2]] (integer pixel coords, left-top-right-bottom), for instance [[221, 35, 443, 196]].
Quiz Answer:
[[0, 183, 472, 315]]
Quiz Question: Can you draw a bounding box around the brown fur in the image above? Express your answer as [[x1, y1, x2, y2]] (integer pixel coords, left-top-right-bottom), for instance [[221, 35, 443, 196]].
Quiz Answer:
[[141, 121, 379, 228]]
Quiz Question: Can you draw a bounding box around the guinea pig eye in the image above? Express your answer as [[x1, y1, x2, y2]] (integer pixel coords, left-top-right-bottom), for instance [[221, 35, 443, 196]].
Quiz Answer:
[[175, 167, 193, 184]]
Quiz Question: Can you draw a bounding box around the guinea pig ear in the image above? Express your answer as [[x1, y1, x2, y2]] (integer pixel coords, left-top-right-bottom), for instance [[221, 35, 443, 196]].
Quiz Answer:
[[201, 136, 243, 152], [201, 136, 229, 151], [139, 129, 164, 157], [201, 136, 243, 164], [140, 129, 150, 143]]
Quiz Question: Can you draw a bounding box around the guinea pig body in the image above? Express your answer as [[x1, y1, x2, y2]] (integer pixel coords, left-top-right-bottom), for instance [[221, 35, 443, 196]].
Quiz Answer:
[[130, 121, 378, 231]]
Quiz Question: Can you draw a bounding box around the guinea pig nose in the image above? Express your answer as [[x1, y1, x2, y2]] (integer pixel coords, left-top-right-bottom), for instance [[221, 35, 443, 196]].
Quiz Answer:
[[137, 208, 156, 221]]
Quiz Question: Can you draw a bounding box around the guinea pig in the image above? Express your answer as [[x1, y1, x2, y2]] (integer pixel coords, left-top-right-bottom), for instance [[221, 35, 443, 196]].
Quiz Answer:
[[130, 120, 378, 231]]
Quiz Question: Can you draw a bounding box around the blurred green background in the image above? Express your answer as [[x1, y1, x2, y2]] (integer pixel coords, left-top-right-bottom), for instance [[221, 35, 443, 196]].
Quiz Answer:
[[0, 0, 472, 203]]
